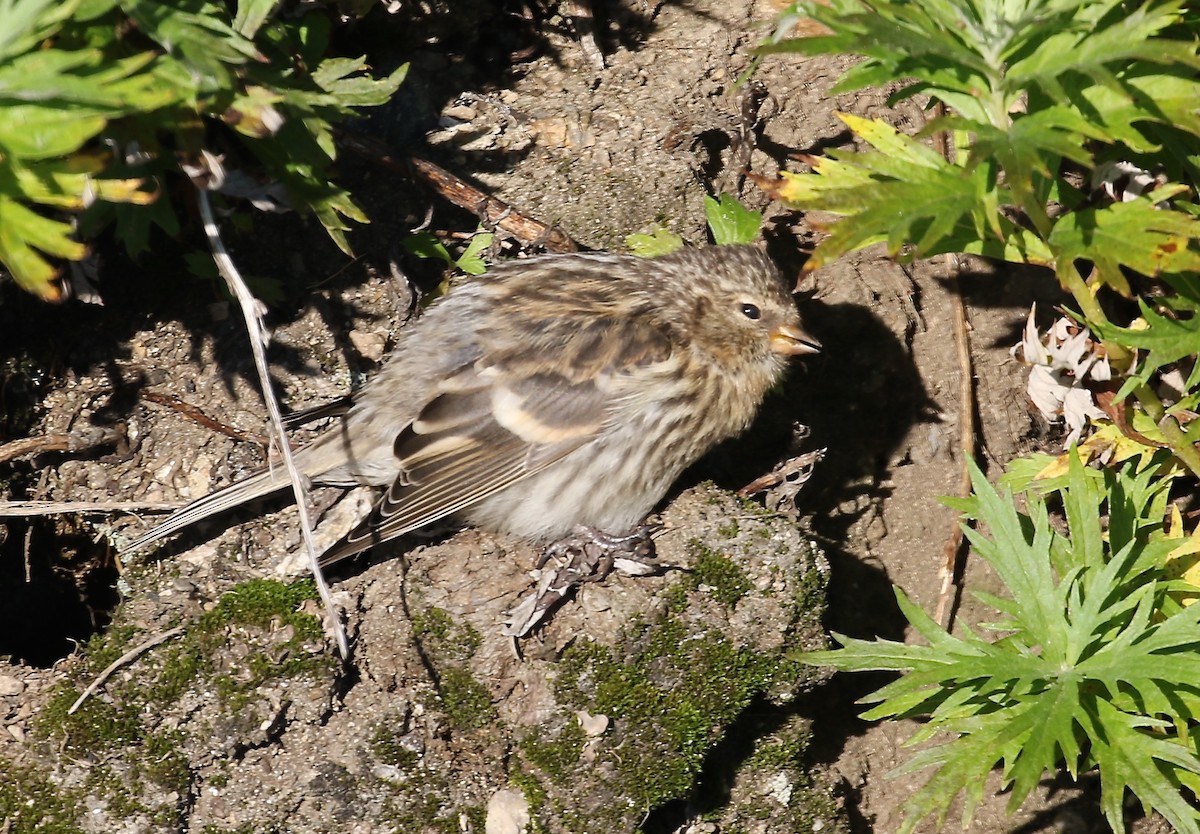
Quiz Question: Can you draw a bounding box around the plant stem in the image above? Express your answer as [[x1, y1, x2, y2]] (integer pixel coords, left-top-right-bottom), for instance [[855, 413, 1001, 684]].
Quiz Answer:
[[1134, 385, 1200, 479]]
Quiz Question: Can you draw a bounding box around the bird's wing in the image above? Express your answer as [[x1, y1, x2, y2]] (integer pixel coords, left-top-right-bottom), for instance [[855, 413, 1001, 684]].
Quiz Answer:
[[319, 317, 673, 565]]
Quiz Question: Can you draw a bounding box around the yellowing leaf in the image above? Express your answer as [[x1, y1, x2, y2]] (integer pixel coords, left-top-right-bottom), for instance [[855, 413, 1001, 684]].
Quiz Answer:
[[1033, 423, 1160, 480]]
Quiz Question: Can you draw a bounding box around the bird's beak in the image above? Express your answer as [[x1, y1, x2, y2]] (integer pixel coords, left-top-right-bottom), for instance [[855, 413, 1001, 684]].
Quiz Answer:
[[770, 323, 822, 356]]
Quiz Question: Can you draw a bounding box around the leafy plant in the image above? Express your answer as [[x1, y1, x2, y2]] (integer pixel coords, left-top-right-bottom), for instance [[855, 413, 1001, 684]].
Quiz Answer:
[[625, 192, 764, 254], [759, 0, 1200, 475], [0, 0, 407, 300], [804, 454, 1200, 833], [403, 229, 495, 276], [762, 0, 1200, 829]]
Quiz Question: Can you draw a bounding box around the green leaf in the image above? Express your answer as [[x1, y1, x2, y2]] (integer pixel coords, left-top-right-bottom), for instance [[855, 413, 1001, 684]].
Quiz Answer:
[[1048, 187, 1200, 296], [0, 0, 80, 63], [1092, 287, 1200, 379], [119, 0, 260, 84], [811, 451, 1200, 833], [0, 195, 85, 299], [233, 0, 281, 38], [1086, 699, 1200, 834], [454, 232, 493, 276], [626, 228, 684, 257], [402, 232, 453, 265], [771, 114, 1001, 268], [704, 193, 762, 245]]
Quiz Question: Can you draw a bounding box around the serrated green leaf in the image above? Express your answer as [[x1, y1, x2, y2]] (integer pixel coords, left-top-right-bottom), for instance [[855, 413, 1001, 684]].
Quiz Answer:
[[1092, 288, 1200, 377], [771, 115, 998, 268], [1005, 1, 1197, 101], [704, 193, 761, 245], [0, 106, 108, 159], [1048, 187, 1200, 295], [0, 195, 85, 299], [119, 0, 259, 84], [454, 232, 493, 276], [1086, 699, 1200, 834], [0, 0, 80, 63]]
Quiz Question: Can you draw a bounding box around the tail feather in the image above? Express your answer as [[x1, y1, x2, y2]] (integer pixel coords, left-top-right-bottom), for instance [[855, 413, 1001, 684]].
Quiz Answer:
[[124, 466, 292, 552]]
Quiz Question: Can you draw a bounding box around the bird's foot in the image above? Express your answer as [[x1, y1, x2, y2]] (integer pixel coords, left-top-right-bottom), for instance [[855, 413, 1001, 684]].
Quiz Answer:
[[502, 522, 663, 638]]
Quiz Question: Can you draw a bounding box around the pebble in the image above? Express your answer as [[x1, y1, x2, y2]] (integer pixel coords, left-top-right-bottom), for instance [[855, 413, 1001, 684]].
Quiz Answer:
[[0, 675, 24, 697]]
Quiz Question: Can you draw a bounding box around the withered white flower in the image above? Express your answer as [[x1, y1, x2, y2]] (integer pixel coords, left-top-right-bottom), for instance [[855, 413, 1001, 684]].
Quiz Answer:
[[1013, 304, 1111, 448]]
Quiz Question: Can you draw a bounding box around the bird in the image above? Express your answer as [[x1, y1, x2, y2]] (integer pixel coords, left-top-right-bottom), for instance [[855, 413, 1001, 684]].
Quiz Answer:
[[125, 244, 820, 568]]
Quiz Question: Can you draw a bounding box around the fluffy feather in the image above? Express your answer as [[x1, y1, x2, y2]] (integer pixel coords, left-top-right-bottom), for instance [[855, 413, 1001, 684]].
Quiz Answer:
[[124, 245, 820, 564]]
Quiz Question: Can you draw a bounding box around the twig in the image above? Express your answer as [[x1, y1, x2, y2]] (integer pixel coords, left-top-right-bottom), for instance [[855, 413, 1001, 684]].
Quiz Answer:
[[0, 427, 122, 464], [68, 626, 185, 715], [932, 109, 979, 631], [335, 130, 579, 253], [934, 254, 977, 630], [193, 184, 350, 661], [0, 500, 178, 517], [142, 391, 269, 447]]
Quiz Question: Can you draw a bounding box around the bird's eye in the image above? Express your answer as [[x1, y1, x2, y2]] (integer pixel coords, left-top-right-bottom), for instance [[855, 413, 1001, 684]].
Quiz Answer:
[[740, 303, 761, 320]]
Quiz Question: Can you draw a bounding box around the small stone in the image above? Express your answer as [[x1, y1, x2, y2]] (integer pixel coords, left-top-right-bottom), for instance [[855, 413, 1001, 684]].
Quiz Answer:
[[485, 788, 529, 834], [574, 710, 608, 737], [6, 724, 25, 743], [348, 329, 387, 362], [442, 104, 477, 122], [0, 676, 24, 697]]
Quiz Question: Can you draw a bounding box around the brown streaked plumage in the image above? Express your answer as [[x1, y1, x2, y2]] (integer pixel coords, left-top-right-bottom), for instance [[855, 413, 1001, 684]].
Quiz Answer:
[[125, 245, 820, 564]]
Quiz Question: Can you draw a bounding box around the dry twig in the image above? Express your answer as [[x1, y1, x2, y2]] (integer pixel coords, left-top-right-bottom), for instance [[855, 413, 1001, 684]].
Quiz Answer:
[[193, 181, 349, 660], [142, 391, 269, 447], [0, 501, 177, 517], [336, 130, 578, 253], [0, 427, 122, 465], [932, 110, 979, 631], [935, 259, 977, 629]]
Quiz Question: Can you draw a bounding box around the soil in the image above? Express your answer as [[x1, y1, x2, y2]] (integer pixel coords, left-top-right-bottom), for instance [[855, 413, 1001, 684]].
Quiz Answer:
[[0, 1, 1138, 832]]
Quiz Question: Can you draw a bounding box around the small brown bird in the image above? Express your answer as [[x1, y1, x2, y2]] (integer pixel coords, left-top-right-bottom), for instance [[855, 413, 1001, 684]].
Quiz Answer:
[[126, 245, 820, 566]]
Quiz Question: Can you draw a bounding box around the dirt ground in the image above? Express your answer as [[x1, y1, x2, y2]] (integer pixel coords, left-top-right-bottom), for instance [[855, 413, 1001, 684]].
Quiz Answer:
[[0, 0, 1146, 832]]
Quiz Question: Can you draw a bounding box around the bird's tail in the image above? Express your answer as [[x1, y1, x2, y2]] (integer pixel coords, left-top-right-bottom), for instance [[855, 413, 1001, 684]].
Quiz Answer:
[[123, 464, 295, 552]]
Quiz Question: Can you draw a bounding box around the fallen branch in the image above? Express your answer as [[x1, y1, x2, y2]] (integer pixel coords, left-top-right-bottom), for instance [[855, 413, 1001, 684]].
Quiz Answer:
[[336, 130, 578, 253], [0, 427, 122, 465], [0, 500, 178, 517], [191, 172, 349, 661], [142, 391, 269, 447]]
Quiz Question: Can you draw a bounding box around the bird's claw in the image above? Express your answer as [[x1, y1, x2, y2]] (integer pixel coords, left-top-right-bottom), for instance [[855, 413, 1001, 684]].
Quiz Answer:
[[503, 523, 664, 638]]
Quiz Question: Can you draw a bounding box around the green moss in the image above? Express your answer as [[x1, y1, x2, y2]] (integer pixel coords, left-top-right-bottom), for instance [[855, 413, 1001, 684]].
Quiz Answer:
[[36, 686, 140, 752], [689, 541, 752, 606], [439, 666, 497, 731], [508, 768, 548, 832], [411, 606, 482, 659], [461, 805, 487, 832], [31, 578, 335, 831], [140, 729, 191, 790], [716, 519, 740, 538], [370, 721, 421, 770], [0, 759, 82, 834], [83, 623, 143, 672], [142, 639, 204, 704], [195, 577, 321, 640], [380, 781, 462, 833], [519, 718, 586, 783], [554, 620, 778, 811], [85, 763, 148, 819]]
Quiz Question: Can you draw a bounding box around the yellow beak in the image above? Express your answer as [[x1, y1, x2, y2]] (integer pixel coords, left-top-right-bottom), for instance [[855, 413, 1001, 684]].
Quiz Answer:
[[770, 323, 822, 356]]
